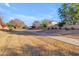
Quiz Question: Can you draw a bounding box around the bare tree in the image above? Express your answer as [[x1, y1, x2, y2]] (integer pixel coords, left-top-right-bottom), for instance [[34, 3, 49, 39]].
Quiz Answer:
[[8, 18, 26, 29], [32, 21, 41, 29]]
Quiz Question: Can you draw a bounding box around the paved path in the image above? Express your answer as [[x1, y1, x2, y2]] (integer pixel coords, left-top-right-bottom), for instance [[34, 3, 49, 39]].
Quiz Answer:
[[32, 32, 79, 46], [48, 36, 79, 46]]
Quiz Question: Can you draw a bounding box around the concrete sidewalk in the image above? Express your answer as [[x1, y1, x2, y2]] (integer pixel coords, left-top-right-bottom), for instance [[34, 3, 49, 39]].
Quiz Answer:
[[48, 36, 79, 46]]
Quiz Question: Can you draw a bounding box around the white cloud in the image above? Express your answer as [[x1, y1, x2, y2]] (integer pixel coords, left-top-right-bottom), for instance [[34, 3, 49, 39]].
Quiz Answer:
[[8, 14, 55, 26], [15, 14, 39, 21], [5, 3, 10, 7], [8, 14, 40, 26], [9, 16, 14, 20]]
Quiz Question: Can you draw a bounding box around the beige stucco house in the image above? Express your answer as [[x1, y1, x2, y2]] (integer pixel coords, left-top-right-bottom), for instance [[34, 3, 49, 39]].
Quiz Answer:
[[47, 22, 58, 29]]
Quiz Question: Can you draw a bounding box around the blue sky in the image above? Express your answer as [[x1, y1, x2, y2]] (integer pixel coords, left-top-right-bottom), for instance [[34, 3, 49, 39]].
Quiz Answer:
[[0, 3, 62, 26]]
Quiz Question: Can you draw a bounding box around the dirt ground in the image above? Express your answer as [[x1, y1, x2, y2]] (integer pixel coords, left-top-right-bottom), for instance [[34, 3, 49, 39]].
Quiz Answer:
[[0, 30, 79, 56]]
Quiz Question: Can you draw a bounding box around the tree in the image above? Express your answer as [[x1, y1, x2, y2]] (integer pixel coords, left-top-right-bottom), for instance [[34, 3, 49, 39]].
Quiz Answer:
[[0, 17, 3, 26], [0, 17, 5, 26], [58, 3, 79, 25], [41, 19, 52, 28], [32, 21, 41, 29], [58, 21, 65, 27], [8, 18, 26, 29], [8, 24, 14, 31]]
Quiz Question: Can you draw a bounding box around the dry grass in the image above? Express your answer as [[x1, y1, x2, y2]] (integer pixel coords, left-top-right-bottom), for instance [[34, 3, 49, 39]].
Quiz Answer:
[[0, 30, 79, 56], [35, 36, 79, 52]]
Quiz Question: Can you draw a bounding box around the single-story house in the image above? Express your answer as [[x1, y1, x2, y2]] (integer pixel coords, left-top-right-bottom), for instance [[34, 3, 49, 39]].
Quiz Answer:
[[47, 22, 58, 30]]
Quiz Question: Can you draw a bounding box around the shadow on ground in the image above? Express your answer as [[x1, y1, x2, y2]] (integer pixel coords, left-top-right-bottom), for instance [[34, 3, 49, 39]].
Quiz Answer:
[[0, 44, 79, 56], [0, 29, 38, 36]]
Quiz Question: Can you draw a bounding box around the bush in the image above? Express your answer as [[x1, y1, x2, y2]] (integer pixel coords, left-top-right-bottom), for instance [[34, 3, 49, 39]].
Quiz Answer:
[[59, 27, 62, 30], [71, 27, 75, 30], [65, 27, 70, 30], [8, 24, 14, 31], [48, 28, 50, 30], [52, 27, 54, 29], [54, 27, 57, 29]]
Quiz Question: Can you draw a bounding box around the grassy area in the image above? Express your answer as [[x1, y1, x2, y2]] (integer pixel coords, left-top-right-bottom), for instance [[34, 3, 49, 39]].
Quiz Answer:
[[36, 36, 79, 51], [0, 30, 79, 56]]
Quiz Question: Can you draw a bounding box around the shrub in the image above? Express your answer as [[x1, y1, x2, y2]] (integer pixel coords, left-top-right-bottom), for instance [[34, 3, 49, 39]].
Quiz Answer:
[[65, 27, 70, 30], [71, 27, 75, 30]]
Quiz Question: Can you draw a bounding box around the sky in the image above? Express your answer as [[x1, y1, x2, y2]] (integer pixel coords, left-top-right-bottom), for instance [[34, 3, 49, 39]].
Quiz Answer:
[[0, 3, 62, 26]]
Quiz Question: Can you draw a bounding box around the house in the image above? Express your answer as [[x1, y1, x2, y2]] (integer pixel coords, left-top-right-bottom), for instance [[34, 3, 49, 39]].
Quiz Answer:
[[47, 22, 58, 30]]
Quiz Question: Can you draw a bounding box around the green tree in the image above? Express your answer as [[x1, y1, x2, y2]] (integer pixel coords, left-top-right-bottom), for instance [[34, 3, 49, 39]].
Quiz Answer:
[[58, 3, 79, 25], [58, 21, 65, 27], [41, 19, 52, 28], [8, 24, 14, 31]]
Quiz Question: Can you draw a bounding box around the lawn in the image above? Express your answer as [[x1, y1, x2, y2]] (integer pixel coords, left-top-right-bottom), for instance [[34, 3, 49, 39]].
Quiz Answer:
[[0, 30, 79, 56]]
